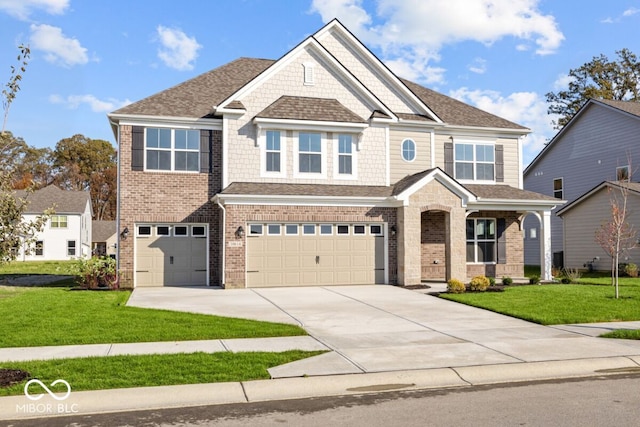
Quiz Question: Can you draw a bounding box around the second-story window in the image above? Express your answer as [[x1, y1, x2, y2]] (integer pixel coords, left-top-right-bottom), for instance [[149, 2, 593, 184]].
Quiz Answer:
[[455, 143, 494, 181], [266, 131, 281, 172], [553, 178, 563, 199], [401, 139, 416, 162], [298, 132, 322, 173], [51, 215, 68, 228], [146, 128, 199, 172], [338, 134, 353, 175]]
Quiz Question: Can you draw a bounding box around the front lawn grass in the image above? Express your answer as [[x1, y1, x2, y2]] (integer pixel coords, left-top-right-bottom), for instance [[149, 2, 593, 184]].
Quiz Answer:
[[0, 287, 305, 348], [0, 351, 324, 396], [0, 260, 80, 276], [441, 283, 640, 325]]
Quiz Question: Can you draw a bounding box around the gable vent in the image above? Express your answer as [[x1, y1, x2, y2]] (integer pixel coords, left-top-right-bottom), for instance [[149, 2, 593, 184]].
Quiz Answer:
[[303, 62, 315, 85]]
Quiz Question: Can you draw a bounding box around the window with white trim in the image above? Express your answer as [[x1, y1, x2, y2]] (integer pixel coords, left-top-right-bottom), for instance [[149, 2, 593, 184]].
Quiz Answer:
[[67, 240, 76, 256], [337, 134, 353, 175], [466, 218, 496, 263], [455, 143, 494, 181], [249, 224, 263, 235], [303, 224, 316, 235], [553, 178, 563, 199], [267, 224, 281, 235], [401, 139, 416, 162], [266, 131, 281, 172], [50, 215, 68, 228], [617, 165, 630, 182], [297, 132, 323, 175], [146, 128, 199, 172]]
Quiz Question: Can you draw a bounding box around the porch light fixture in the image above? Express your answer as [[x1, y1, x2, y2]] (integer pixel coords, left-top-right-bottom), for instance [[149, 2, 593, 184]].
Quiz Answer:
[[235, 226, 245, 238], [390, 225, 397, 236], [120, 227, 129, 240]]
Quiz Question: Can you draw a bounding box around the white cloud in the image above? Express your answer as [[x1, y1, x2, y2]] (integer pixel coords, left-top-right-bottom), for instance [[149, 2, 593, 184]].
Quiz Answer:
[[155, 26, 202, 71], [49, 94, 131, 112], [602, 7, 639, 23], [30, 24, 88, 67], [449, 87, 559, 164], [468, 58, 487, 74], [0, 0, 68, 20], [623, 7, 639, 17], [552, 73, 574, 90], [311, 0, 564, 83]]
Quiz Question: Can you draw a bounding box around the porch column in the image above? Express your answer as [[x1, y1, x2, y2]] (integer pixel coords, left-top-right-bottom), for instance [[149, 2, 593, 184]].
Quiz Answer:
[[539, 210, 553, 281], [397, 206, 421, 285], [447, 207, 467, 282]]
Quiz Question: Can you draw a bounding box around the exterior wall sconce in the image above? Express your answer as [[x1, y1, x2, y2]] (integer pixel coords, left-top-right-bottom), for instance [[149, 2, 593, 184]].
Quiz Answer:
[[120, 227, 129, 240], [390, 225, 397, 236], [235, 226, 245, 238]]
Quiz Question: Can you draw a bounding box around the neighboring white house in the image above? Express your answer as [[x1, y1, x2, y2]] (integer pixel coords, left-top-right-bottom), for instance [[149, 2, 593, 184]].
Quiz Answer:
[[17, 185, 92, 261]]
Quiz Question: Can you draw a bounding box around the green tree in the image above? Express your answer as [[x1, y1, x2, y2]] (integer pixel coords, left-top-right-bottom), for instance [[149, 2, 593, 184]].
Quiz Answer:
[[546, 48, 640, 129], [0, 44, 51, 264], [0, 132, 53, 189], [53, 134, 117, 220]]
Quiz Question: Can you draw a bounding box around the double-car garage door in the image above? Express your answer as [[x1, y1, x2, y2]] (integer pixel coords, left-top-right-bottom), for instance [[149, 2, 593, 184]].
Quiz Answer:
[[246, 223, 386, 287], [135, 224, 208, 287]]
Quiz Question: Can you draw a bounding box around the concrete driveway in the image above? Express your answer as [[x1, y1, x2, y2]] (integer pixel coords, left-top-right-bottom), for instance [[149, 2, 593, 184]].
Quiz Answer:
[[128, 285, 640, 377]]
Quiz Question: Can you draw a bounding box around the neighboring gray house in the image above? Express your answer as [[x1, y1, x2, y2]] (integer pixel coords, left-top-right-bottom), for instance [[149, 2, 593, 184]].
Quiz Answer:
[[523, 99, 640, 268], [92, 220, 116, 257], [556, 181, 640, 270], [16, 185, 93, 261]]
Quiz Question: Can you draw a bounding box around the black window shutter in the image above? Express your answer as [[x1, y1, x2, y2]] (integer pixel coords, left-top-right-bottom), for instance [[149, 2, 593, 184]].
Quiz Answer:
[[495, 144, 504, 182], [200, 130, 211, 173], [497, 218, 507, 264], [444, 142, 453, 176], [131, 126, 144, 171]]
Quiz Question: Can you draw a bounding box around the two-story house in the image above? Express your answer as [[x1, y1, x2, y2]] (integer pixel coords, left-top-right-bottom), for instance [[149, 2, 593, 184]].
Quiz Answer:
[[16, 185, 92, 261], [108, 20, 559, 289], [524, 99, 640, 270]]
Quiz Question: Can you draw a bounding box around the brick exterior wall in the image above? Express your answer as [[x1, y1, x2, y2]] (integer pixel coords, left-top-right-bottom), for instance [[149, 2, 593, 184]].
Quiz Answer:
[[466, 211, 524, 279], [117, 125, 223, 287], [223, 204, 397, 288]]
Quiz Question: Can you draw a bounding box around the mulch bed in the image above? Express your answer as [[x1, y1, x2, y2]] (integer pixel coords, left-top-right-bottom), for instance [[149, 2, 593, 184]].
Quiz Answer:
[[0, 368, 30, 388]]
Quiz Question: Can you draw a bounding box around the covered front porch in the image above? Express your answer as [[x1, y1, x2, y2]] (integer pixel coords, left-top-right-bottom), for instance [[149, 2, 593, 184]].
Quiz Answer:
[[392, 169, 561, 285]]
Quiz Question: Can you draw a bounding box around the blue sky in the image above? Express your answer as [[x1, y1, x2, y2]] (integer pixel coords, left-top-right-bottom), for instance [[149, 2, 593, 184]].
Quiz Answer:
[[1, 0, 639, 165]]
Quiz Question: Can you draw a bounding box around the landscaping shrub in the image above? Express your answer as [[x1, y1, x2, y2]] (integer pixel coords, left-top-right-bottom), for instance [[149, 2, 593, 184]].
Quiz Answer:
[[447, 279, 466, 294], [624, 263, 638, 278], [469, 275, 490, 292], [488, 277, 496, 287], [502, 276, 513, 286], [561, 268, 581, 284], [529, 275, 540, 285], [75, 257, 118, 290]]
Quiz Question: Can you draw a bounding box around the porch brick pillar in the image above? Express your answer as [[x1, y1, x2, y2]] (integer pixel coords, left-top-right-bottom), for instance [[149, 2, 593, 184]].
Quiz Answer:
[[447, 206, 468, 282], [398, 206, 421, 285]]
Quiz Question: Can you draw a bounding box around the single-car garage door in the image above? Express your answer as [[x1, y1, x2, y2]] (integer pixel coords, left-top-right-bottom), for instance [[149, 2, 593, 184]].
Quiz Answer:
[[135, 224, 208, 287], [246, 223, 386, 287]]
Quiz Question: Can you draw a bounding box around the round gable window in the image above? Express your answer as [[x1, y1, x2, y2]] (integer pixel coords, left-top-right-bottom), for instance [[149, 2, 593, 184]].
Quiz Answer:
[[401, 139, 416, 162]]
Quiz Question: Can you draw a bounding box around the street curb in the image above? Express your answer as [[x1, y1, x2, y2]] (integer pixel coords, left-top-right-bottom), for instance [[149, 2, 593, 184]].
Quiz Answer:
[[3, 356, 640, 420]]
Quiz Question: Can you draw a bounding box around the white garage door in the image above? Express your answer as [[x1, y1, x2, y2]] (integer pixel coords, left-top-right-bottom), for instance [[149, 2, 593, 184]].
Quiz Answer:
[[135, 224, 208, 287], [246, 223, 386, 287]]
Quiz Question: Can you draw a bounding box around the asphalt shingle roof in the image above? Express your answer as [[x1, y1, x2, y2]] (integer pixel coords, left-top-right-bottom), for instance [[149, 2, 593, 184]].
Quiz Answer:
[[465, 184, 559, 201], [92, 220, 116, 242], [111, 57, 527, 130], [17, 185, 90, 214], [597, 99, 640, 118], [255, 96, 365, 123]]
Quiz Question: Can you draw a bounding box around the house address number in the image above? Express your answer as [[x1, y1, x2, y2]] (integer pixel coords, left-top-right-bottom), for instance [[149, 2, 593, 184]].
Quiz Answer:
[[228, 241, 243, 247]]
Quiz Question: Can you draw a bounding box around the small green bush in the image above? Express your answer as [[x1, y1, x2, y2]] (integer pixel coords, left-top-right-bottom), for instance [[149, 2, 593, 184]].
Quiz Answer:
[[561, 268, 581, 284], [488, 277, 496, 287], [625, 263, 638, 278], [529, 275, 540, 285], [469, 275, 490, 291], [74, 256, 118, 290], [447, 279, 466, 294], [502, 276, 513, 286]]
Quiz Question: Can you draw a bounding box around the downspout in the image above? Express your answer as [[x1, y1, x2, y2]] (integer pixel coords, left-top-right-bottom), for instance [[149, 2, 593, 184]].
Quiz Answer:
[[215, 196, 226, 287]]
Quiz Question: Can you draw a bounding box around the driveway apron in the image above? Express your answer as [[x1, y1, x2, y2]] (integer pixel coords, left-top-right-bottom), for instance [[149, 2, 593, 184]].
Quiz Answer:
[[128, 285, 640, 375]]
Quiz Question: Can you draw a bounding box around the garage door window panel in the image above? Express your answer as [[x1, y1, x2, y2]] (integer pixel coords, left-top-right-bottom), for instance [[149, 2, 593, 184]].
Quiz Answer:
[[320, 224, 332, 235], [249, 224, 263, 235], [337, 225, 349, 235], [267, 224, 281, 235], [192, 226, 206, 236], [157, 226, 171, 236], [174, 226, 188, 236], [285, 224, 298, 235], [137, 226, 152, 236], [303, 224, 316, 235]]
